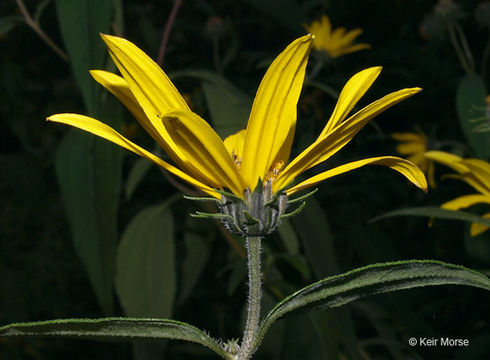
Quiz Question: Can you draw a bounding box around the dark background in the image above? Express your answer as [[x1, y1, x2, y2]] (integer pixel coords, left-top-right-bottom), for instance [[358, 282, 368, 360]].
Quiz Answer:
[[1, 0, 489, 359]]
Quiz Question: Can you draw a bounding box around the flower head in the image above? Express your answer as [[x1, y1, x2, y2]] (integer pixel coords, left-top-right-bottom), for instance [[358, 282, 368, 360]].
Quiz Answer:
[[425, 151, 490, 236], [47, 34, 426, 234], [304, 15, 370, 58], [392, 130, 436, 188]]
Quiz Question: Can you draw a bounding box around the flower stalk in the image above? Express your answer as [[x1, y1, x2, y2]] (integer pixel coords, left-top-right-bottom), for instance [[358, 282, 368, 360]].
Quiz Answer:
[[238, 235, 262, 360]]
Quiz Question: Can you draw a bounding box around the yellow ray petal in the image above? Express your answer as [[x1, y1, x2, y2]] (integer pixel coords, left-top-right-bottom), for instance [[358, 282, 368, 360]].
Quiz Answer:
[[320, 67, 382, 137], [427, 160, 436, 188], [89, 69, 209, 184], [90, 70, 173, 152], [462, 158, 490, 192], [339, 28, 364, 46], [396, 142, 426, 155], [286, 156, 427, 195], [470, 213, 490, 237], [240, 34, 313, 190], [274, 87, 422, 192], [101, 34, 190, 119], [441, 194, 490, 210], [442, 173, 489, 196], [47, 113, 218, 197], [333, 43, 371, 57], [162, 110, 246, 197], [90, 70, 147, 125], [423, 151, 468, 173], [224, 129, 247, 162], [392, 132, 425, 142]]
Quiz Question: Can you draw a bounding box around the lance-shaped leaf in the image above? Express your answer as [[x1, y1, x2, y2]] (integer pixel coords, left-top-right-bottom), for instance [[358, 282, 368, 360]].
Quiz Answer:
[[0, 318, 232, 360], [369, 206, 490, 227], [253, 260, 490, 353]]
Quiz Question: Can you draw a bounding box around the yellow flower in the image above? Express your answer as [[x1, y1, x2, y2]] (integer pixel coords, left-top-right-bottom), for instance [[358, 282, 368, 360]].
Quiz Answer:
[[304, 15, 370, 58], [392, 130, 436, 188], [424, 151, 490, 236], [47, 34, 426, 203]]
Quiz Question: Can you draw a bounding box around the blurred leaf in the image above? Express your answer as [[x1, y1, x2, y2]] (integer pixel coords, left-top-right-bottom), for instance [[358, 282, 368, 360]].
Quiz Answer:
[[292, 196, 361, 359], [243, 0, 306, 32], [227, 258, 247, 296], [0, 16, 23, 37], [275, 254, 311, 280], [116, 199, 177, 318], [116, 199, 178, 360], [0, 318, 232, 359], [292, 197, 339, 277], [254, 260, 490, 353], [172, 70, 252, 138], [281, 316, 328, 359], [456, 74, 490, 160], [53, 0, 120, 315], [370, 206, 490, 227], [178, 219, 211, 304], [258, 293, 286, 360], [277, 220, 299, 254], [55, 125, 123, 315], [464, 228, 490, 266], [55, 0, 114, 113], [125, 157, 153, 200], [34, 0, 52, 25], [112, 0, 124, 34]]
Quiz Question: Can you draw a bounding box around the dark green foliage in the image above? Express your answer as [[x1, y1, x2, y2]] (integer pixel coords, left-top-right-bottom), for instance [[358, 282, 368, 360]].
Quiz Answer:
[[2, 0, 490, 359]]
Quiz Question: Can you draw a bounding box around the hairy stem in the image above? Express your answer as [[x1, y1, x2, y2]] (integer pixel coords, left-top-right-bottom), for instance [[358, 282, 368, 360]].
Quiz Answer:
[[238, 236, 262, 360]]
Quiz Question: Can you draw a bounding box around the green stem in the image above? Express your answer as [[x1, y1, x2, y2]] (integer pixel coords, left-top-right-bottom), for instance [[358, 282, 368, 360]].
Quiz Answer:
[[238, 236, 262, 360], [481, 29, 490, 78], [213, 37, 223, 75], [447, 22, 473, 75], [454, 22, 475, 73]]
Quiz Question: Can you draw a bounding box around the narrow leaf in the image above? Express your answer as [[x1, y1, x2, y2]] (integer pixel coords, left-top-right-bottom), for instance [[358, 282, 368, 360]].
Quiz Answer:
[[254, 260, 490, 352], [125, 157, 153, 200], [116, 200, 177, 318], [456, 74, 490, 160], [0, 318, 231, 360], [55, 0, 113, 112], [55, 126, 123, 315], [178, 218, 211, 304], [0, 16, 23, 37], [369, 206, 490, 227]]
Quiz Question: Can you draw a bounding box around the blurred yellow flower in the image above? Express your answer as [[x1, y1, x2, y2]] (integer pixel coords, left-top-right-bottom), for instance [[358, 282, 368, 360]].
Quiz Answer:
[[392, 131, 436, 188], [47, 34, 426, 201], [425, 151, 490, 236], [304, 15, 370, 58]]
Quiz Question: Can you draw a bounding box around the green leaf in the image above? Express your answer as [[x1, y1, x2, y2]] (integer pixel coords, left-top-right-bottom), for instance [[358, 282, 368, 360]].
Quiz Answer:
[[34, 0, 53, 25], [55, 0, 114, 113], [116, 199, 178, 318], [178, 218, 211, 304], [456, 74, 490, 160], [369, 206, 490, 227], [172, 70, 252, 138], [0, 318, 232, 360], [0, 16, 23, 37], [292, 196, 362, 359], [254, 260, 490, 353], [125, 157, 153, 200], [55, 126, 123, 315], [277, 220, 299, 254]]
